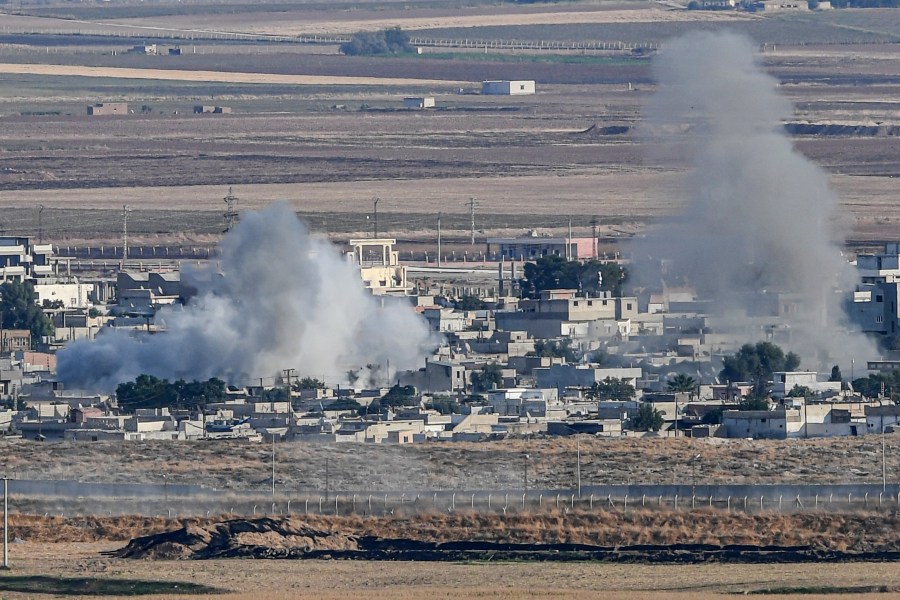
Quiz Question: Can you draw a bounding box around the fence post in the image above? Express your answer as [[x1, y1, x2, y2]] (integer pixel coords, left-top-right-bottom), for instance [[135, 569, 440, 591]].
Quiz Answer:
[[319, 497, 323, 513], [305, 499, 309, 514], [778, 495, 783, 511], [589, 494, 594, 509], [727, 496, 731, 512], [760, 496, 764, 511], [539, 494, 543, 508], [814, 494, 818, 510], [607, 494, 614, 508], [691, 495, 696, 510], [488, 494, 492, 510], [471, 493, 475, 509], [864, 492, 868, 508], [744, 496, 748, 512], [674, 495, 678, 510], [848, 493, 852, 507], [623, 495, 628, 510], [795, 495, 803, 509], [335, 495, 340, 515], [368, 495, 372, 512], [556, 494, 560, 509], [287, 500, 291, 514], [452, 493, 456, 511], [642, 494, 646, 507], [523, 493, 527, 509], [433, 493, 437, 508], [709, 495, 713, 508], [571, 494, 575, 509], [384, 494, 388, 512], [352, 495, 357, 513]]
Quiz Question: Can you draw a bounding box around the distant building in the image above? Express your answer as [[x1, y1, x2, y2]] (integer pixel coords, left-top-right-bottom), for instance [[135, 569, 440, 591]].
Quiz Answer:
[[486, 235, 595, 260], [850, 243, 900, 337], [87, 103, 128, 116], [403, 96, 435, 109], [482, 80, 536, 96], [0, 237, 53, 282], [193, 105, 233, 114], [346, 239, 410, 295], [127, 44, 157, 55]]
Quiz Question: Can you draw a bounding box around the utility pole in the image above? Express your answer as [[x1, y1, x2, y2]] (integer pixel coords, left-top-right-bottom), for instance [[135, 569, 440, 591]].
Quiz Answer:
[[523, 453, 530, 494], [271, 433, 276, 498], [437, 213, 442, 268], [283, 368, 295, 416], [373, 197, 379, 239], [567, 217, 572, 261], [223, 187, 238, 233], [576, 435, 581, 498], [37, 205, 44, 245], [324, 456, 330, 502], [2, 477, 8, 570], [122, 204, 130, 262], [590, 215, 599, 260], [468, 197, 477, 246]]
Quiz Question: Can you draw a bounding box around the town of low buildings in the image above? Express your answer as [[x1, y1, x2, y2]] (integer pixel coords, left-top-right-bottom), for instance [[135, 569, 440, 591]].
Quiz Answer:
[[1, 234, 899, 446]]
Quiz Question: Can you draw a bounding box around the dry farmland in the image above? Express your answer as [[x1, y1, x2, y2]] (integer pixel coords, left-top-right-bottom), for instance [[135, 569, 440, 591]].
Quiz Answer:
[[0, 3, 898, 250]]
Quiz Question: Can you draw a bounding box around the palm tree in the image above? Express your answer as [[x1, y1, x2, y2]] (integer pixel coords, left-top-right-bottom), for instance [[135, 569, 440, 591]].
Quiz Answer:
[[667, 373, 698, 397]]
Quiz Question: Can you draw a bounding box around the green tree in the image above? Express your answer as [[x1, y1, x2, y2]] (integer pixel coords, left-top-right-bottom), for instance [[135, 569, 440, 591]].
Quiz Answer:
[[0, 280, 54, 342], [294, 377, 324, 391], [786, 384, 813, 398], [591, 377, 635, 401], [263, 387, 289, 403], [852, 371, 900, 401], [701, 407, 724, 425], [116, 375, 226, 412], [719, 342, 800, 393], [667, 374, 697, 394], [340, 27, 413, 56], [829, 365, 842, 382], [738, 395, 770, 411], [324, 397, 362, 411], [518, 256, 627, 298], [631, 403, 664, 432], [381, 384, 419, 408], [426, 397, 462, 415], [454, 295, 487, 311], [528, 339, 577, 362], [471, 362, 503, 393]]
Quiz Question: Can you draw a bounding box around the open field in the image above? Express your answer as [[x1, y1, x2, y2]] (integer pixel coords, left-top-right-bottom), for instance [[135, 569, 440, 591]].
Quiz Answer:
[[2, 540, 900, 599], [3, 436, 897, 491]]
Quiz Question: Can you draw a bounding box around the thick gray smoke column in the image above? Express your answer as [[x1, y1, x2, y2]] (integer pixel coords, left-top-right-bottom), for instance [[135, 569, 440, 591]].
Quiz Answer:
[[632, 31, 876, 366], [57, 203, 434, 390]]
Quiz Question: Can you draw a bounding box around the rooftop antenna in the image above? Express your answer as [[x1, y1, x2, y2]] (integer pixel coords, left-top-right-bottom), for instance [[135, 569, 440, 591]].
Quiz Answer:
[[223, 187, 239, 233]]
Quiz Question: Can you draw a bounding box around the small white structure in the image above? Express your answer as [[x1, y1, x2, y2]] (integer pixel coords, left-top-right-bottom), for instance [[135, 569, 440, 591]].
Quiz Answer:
[[403, 96, 435, 109], [481, 80, 536, 96]]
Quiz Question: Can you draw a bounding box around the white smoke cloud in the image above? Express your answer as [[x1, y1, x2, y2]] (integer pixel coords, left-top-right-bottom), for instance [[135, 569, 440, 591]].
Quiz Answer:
[[57, 203, 435, 390], [629, 31, 878, 367]]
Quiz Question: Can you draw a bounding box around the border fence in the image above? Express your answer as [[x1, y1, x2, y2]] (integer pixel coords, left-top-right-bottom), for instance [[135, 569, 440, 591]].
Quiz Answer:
[[6, 480, 900, 518]]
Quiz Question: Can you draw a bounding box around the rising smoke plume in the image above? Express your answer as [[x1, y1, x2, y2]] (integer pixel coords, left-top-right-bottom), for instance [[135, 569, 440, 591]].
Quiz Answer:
[[57, 203, 434, 391], [630, 31, 877, 367]]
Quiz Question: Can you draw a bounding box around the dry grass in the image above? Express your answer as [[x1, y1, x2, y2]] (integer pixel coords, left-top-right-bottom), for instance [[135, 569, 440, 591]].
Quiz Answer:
[[3, 540, 900, 600], [7, 509, 900, 552]]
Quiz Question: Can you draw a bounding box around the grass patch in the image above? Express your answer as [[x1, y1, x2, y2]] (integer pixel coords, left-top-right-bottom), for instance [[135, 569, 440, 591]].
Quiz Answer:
[[0, 574, 222, 596], [743, 585, 897, 595]]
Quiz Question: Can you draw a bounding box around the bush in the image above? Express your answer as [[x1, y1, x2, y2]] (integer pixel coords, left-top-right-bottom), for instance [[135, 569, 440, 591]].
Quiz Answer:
[[340, 27, 413, 56]]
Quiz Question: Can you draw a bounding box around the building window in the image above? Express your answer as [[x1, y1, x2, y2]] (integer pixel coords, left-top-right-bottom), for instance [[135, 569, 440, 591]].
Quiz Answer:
[[876, 315, 884, 323], [877, 295, 884, 303], [627, 303, 633, 310]]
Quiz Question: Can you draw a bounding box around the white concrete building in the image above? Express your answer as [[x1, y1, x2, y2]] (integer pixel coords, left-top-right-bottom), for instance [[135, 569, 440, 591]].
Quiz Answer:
[[481, 80, 536, 95]]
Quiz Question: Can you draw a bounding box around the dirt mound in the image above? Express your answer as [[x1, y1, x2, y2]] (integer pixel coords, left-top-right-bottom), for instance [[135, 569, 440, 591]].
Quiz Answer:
[[114, 517, 359, 560]]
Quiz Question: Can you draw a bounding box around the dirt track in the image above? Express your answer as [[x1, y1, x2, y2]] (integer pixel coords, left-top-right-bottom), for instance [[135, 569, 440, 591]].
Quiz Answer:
[[0, 63, 466, 86]]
